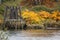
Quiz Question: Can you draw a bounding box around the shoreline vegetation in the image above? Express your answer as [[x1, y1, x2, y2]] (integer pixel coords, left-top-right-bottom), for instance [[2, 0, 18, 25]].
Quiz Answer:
[[0, 0, 60, 30]]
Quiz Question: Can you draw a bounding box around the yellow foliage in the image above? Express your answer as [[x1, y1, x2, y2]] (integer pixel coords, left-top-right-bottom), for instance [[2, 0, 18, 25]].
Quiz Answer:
[[22, 10, 42, 24], [51, 10, 60, 20], [38, 11, 51, 18], [21, 10, 60, 24], [57, 17, 60, 20], [0, 19, 3, 24]]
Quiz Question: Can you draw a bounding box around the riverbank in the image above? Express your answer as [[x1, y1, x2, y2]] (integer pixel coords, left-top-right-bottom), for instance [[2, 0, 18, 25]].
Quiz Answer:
[[8, 29, 60, 37], [0, 29, 60, 40], [8, 29, 60, 40]]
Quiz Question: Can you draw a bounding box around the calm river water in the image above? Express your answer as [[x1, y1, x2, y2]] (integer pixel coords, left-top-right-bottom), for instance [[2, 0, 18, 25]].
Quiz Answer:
[[7, 29, 60, 40]]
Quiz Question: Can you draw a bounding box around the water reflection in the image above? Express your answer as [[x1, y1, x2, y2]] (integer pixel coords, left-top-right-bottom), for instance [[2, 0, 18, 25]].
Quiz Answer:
[[8, 29, 60, 37], [8, 30, 60, 40]]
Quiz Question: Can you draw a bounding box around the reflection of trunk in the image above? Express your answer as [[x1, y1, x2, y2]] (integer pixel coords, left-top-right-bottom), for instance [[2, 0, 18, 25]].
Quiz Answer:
[[33, 0, 39, 5], [40, 0, 44, 5], [42, 0, 55, 8], [10, 7, 18, 19]]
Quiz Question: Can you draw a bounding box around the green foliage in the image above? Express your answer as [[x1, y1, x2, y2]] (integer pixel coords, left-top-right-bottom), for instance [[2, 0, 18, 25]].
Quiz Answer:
[[55, 6, 60, 11], [0, 0, 21, 15], [0, 5, 4, 15], [31, 6, 53, 12], [0, 14, 4, 19]]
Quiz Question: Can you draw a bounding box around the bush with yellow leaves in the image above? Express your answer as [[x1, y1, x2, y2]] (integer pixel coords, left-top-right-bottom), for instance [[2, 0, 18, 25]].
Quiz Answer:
[[22, 10, 45, 24], [51, 10, 60, 21], [38, 11, 51, 19], [21, 9, 60, 24]]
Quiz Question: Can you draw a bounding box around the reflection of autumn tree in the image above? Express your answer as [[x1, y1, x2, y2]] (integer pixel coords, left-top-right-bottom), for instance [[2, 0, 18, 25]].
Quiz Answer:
[[40, 0, 56, 8], [20, 0, 39, 6], [44, 0, 55, 8], [20, 0, 58, 8]]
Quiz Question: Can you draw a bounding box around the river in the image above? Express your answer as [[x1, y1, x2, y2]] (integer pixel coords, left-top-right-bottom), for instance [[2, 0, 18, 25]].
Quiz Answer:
[[7, 29, 60, 40]]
